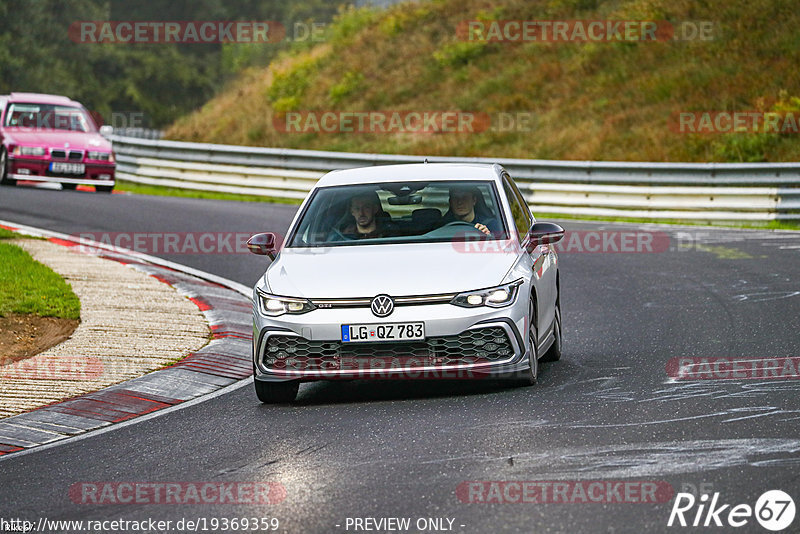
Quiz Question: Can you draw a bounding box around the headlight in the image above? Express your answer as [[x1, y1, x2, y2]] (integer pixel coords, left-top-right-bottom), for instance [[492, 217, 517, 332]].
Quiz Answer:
[[13, 146, 45, 156], [451, 280, 522, 308], [87, 151, 113, 162], [256, 289, 315, 316]]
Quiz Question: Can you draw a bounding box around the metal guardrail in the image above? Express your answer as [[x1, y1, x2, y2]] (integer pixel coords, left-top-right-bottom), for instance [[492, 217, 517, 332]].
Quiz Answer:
[[111, 134, 800, 221], [113, 127, 163, 140]]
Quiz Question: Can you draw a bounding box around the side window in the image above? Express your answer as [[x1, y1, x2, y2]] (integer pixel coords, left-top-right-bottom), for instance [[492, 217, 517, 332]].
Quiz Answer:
[[502, 175, 532, 239]]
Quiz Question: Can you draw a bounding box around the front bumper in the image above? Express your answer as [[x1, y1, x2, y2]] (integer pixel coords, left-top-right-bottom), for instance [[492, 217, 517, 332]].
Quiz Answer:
[[252, 298, 530, 383], [8, 156, 115, 186]]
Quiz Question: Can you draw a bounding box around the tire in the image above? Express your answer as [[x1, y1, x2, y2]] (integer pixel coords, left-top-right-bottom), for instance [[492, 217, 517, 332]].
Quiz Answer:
[[62, 183, 77, 190], [96, 185, 114, 193], [515, 298, 539, 386], [541, 297, 562, 362], [0, 148, 16, 186], [254, 379, 299, 403]]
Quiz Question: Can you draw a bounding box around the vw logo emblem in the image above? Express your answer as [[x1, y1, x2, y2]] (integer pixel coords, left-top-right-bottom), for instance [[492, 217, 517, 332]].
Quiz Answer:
[[370, 294, 394, 317]]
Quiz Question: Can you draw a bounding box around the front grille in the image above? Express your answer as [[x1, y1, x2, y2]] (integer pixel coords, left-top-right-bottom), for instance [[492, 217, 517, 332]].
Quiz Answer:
[[50, 149, 84, 161], [262, 326, 514, 372]]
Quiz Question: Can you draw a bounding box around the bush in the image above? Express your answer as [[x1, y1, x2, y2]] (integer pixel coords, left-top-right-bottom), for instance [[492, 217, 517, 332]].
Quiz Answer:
[[329, 71, 364, 105], [433, 41, 488, 68], [267, 57, 321, 109]]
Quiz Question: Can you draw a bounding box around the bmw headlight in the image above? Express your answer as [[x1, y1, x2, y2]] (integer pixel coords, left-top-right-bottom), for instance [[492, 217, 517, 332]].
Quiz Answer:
[[87, 151, 113, 162], [451, 280, 522, 309], [256, 289, 315, 316], [13, 146, 45, 156]]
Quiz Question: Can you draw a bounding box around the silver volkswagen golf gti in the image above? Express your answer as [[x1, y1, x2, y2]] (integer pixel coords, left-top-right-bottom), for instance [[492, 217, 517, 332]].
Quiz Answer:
[[247, 163, 565, 402]]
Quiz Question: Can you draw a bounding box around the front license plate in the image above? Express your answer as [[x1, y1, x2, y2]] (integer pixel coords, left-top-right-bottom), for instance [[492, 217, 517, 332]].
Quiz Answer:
[[50, 162, 85, 174], [341, 322, 425, 343]]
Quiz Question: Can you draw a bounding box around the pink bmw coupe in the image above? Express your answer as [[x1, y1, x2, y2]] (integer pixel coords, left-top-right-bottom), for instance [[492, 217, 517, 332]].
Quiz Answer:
[[0, 92, 115, 192]]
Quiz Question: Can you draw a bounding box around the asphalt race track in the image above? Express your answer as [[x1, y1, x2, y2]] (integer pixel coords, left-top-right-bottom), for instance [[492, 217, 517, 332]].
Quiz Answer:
[[1, 185, 799, 533]]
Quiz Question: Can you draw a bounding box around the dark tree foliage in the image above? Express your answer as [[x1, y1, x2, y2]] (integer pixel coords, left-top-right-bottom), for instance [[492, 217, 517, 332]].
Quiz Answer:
[[0, 0, 340, 127]]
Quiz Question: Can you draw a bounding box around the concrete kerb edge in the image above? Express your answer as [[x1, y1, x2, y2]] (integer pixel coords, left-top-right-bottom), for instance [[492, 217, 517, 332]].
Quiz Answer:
[[0, 219, 255, 459]]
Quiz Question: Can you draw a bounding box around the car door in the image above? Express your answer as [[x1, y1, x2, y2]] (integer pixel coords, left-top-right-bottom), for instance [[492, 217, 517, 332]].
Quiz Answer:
[[502, 173, 556, 345]]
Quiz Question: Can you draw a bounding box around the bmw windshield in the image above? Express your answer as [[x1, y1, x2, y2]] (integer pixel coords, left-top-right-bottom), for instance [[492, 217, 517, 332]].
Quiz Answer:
[[288, 180, 508, 247], [3, 103, 95, 132]]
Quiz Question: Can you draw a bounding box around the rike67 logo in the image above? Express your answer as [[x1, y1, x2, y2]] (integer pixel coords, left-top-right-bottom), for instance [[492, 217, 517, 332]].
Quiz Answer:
[[668, 490, 795, 531]]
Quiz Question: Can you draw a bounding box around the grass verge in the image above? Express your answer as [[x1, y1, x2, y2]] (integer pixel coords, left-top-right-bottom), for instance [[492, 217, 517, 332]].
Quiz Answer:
[[0, 240, 81, 320], [115, 179, 302, 205], [0, 227, 17, 239]]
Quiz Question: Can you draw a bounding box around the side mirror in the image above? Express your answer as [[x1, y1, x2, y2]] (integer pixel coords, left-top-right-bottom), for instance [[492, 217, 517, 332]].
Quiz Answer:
[[99, 125, 113, 138], [247, 233, 279, 259], [526, 222, 565, 249]]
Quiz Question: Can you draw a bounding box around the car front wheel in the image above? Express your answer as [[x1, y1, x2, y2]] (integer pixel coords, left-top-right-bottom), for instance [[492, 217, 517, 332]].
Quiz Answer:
[[541, 297, 562, 362], [254, 379, 299, 403], [0, 148, 16, 186], [515, 298, 539, 386]]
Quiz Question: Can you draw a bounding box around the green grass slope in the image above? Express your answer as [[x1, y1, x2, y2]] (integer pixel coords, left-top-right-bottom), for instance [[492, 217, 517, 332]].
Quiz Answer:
[[0, 238, 81, 320], [167, 0, 800, 162]]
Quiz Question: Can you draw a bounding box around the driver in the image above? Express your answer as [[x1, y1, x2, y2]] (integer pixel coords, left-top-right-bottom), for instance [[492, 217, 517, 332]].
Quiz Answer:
[[441, 186, 499, 236], [341, 192, 396, 239]]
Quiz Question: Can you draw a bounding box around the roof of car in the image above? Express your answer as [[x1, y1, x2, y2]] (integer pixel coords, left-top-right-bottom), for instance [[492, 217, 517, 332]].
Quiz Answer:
[[316, 163, 503, 187], [6, 93, 78, 105]]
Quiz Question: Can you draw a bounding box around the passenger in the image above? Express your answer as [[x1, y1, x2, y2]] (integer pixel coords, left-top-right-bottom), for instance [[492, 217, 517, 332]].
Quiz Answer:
[[441, 186, 499, 235], [340, 192, 397, 239]]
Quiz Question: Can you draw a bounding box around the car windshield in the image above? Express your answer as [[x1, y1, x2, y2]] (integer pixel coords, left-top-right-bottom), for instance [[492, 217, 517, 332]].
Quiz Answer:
[[3, 103, 95, 132], [288, 180, 508, 247]]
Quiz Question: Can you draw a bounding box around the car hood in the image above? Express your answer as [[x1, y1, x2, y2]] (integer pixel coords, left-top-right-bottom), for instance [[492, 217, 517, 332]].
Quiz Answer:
[[3, 129, 111, 152], [265, 241, 520, 298]]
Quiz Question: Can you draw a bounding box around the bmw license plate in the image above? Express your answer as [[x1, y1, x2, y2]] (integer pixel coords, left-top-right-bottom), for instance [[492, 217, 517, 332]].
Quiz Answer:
[[341, 323, 424, 343], [50, 162, 85, 174]]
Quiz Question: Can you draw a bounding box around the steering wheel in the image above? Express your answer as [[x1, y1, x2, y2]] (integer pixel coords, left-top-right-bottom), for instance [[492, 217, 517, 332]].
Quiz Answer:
[[326, 227, 355, 242], [441, 221, 486, 234]]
